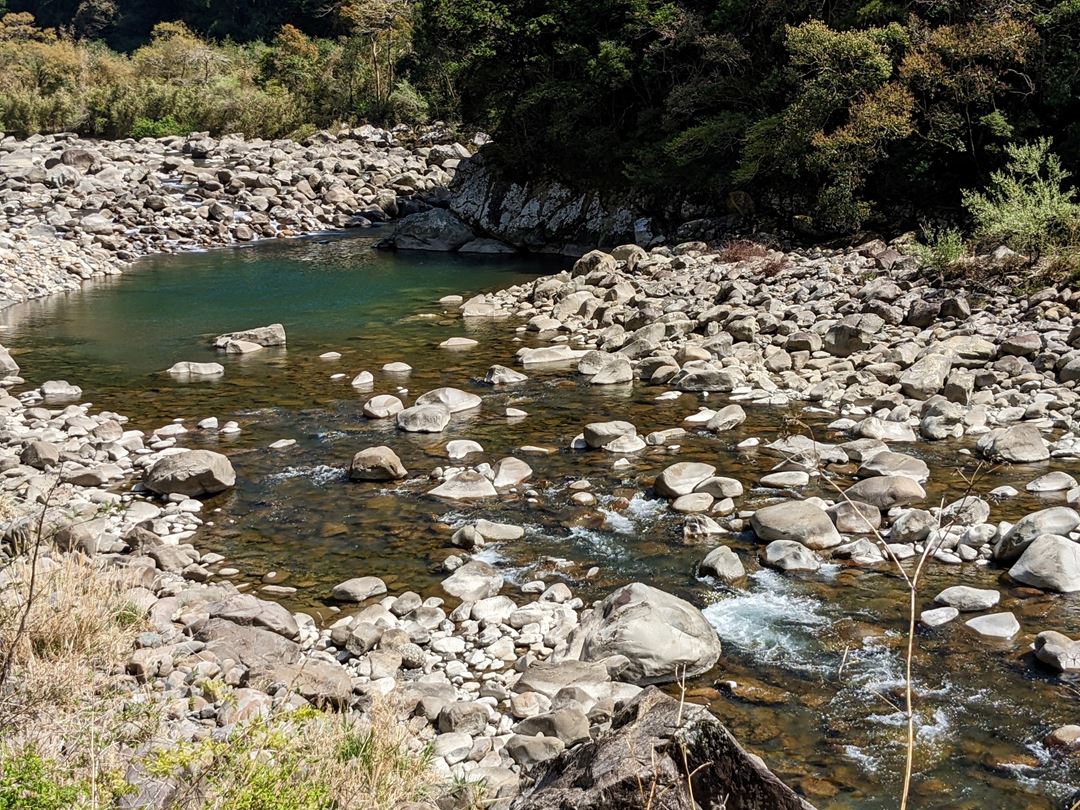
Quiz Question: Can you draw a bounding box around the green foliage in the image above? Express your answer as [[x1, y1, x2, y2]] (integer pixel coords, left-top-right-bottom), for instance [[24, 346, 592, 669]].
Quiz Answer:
[[910, 226, 968, 273], [0, 749, 85, 810], [962, 138, 1080, 257], [0, 8, 422, 138], [130, 115, 186, 138]]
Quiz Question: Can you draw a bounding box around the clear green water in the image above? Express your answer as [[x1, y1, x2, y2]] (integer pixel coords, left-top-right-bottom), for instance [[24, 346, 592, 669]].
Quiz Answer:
[[2, 234, 1078, 809]]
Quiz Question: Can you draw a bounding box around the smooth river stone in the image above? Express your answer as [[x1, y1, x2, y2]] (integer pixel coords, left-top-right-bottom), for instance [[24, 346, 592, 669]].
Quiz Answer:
[[440, 337, 479, 349], [447, 440, 484, 460], [167, 361, 224, 378], [363, 394, 403, 419], [397, 404, 452, 432], [428, 470, 497, 500], [415, 387, 482, 413], [965, 612, 1020, 639]]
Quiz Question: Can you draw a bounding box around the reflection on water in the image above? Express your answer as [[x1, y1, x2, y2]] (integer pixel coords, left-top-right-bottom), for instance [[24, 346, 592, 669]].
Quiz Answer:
[[3, 233, 1079, 808]]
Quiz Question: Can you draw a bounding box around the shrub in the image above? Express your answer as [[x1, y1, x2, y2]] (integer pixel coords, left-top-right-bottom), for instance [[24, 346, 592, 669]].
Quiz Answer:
[[130, 115, 187, 138], [0, 749, 84, 810], [910, 226, 968, 273], [962, 138, 1080, 258]]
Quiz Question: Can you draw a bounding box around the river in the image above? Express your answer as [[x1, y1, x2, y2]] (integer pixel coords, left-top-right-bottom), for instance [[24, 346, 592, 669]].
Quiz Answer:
[[2, 232, 1077, 808]]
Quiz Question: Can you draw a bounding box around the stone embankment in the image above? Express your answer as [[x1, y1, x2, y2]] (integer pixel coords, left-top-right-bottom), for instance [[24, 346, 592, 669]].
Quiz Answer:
[[0, 126, 474, 309]]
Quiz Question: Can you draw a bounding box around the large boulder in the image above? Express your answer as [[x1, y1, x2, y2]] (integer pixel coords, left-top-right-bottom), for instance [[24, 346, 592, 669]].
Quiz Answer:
[[578, 582, 721, 685], [397, 404, 452, 433], [512, 687, 815, 810], [1008, 534, 1080, 593], [977, 424, 1050, 463], [750, 501, 841, 550], [349, 446, 407, 481], [389, 208, 475, 251], [995, 507, 1080, 561], [654, 462, 716, 498], [144, 450, 235, 497]]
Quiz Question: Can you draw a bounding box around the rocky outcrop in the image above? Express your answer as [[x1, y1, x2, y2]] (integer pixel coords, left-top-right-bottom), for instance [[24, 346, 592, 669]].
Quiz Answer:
[[445, 154, 655, 255], [513, 687, 815, 810]]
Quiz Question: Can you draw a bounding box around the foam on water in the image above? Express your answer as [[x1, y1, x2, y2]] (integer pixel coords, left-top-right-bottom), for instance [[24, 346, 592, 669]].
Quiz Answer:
[[267, 464, 347, 486], [598, 492, 668, 534], [703, 570, 833, 672]]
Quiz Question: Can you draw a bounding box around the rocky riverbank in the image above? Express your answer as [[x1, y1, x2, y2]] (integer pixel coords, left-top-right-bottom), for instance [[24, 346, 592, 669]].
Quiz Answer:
[[0, 323, 806, 808], [6, 232, 1080, 807], [0, 126, 474, 309]]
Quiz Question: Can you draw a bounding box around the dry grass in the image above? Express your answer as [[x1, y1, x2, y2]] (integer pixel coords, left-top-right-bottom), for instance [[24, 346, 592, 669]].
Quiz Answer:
[[0, 550, 443, 809], [717, 239, 770, 263]]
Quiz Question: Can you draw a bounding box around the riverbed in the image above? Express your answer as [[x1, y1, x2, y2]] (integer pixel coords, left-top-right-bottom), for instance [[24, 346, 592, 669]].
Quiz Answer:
[[3, 233, 1078, 808]]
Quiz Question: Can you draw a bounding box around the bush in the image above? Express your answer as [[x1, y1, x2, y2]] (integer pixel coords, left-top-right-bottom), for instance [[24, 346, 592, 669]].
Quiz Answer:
[[962, 138, 1080, 258], [910, 226, 968, 273], [130, 115, 187, 138], [0, 749, 84, 810]]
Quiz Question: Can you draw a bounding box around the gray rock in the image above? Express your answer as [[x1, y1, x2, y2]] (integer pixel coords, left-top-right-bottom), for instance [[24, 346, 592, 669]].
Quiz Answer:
[[390, 208, 475, 251], [578, 582, 721, 685], [145, 450, 235, 497], [511, 687, 813, 810], [397, 404, 452, 433], [428, 470, 498, 500], [583, 421, 637, 449], [1034, 630, 1080, 672], [441, 560, 503, 601], [843, 476, 925, 509], [977, 424, 1049, 463], [1008, 534, 1080, 592], [654, 462, 716, 498], [995, 507, 1080, 561], [933, 586, 1000, 611], [214, 323, 286, 348], [349, 446, 407, 481], [760, 540, 822, 572], [698, 546, 745, 583], [332, 576, 387, 602], [750, 501, 841, 550], [964, 612, 1020, 639], [920, 606, 959, 627]]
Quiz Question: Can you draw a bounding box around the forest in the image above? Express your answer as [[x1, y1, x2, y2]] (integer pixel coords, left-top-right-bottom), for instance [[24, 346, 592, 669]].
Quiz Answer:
[[2, 1, 1080, 244]]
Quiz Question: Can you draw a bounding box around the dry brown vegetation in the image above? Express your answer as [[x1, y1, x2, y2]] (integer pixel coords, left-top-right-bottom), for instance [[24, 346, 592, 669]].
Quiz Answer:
[[0, 542, 442, 809], [716, 239, 771, 263]]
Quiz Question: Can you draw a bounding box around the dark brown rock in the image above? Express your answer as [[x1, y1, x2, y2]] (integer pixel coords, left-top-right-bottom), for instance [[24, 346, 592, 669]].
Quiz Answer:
[[512, 687, 815, 810]]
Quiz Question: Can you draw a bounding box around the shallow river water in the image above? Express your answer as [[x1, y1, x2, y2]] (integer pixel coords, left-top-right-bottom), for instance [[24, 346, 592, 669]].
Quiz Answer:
[[3, 233, 1079, 808]]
